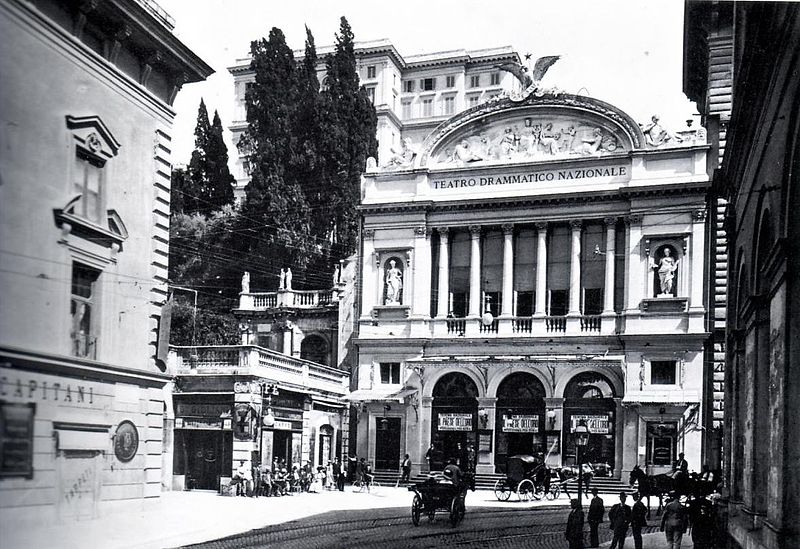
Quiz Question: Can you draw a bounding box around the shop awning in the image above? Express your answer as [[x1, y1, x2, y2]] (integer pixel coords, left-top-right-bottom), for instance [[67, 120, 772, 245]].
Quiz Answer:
[[343, 387, 418, 403]]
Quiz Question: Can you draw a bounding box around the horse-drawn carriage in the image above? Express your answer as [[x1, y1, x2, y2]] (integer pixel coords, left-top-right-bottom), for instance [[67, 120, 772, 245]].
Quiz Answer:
[[408, 473, 473, 527], [493, 455, 555, 501], [629, 465, 719, 516]]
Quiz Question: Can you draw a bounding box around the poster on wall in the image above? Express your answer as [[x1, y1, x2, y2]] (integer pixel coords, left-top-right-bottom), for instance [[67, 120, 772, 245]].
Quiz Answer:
[[438, 413, 473, 431], [569, 414, 611, 434], [478, 430, 493, 453], [502, 414, 539, 432]]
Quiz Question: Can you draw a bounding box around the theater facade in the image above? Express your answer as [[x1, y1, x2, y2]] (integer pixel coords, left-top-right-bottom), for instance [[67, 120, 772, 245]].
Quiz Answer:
[[351, 90, 711, 479]]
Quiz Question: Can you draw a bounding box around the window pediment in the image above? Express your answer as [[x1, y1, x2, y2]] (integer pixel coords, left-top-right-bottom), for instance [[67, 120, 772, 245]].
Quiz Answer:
[[66, 115, 121, 160]]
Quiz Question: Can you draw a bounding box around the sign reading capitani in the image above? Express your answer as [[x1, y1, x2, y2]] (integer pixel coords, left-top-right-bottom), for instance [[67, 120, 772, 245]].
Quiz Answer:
[[502, 414, 539, 433], [431, 165, 629, 191], [438, 413, 473, 431]]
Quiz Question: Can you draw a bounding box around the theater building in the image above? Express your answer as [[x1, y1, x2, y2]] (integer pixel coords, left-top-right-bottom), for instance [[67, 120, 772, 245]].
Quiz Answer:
[[351, 88, 711, 479], [0, 0, 211, 523]]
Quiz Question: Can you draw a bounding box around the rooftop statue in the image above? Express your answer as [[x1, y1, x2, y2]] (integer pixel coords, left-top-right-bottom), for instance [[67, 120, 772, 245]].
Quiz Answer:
[[384, 137, 416, 168], [495, 54, 560, 100], [642, 115, 683, 148]]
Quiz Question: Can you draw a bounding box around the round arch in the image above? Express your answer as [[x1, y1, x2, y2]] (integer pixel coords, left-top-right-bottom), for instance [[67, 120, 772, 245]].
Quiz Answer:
[[422, 367, 486, 399], [493, 372, 547, 472], [554, 364, 623, 398], [561, 371, 618, 470], [429, 372, 480, 472], [300, 334, 329, 366], [486, 364, 553, 398]]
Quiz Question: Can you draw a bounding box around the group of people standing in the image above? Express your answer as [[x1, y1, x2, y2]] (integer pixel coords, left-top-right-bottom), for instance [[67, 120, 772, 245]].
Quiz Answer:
[[230, 457, 348, 497], [566, 489, 716, 549]]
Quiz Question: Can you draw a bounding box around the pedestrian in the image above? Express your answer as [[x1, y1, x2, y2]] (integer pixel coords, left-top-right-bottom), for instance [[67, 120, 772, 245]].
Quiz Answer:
[[630, 493, 648, 549], [587, 488, 605, 548], [689, 496, 715, 549], [425, 443, 435, 471], [401, 453, 411, 483], [565, 499, 585, 549], [660, 493, 687, 549], [608, 491, 631, 549], [333, 457, 344, 491], [466, 443, 476, 473]]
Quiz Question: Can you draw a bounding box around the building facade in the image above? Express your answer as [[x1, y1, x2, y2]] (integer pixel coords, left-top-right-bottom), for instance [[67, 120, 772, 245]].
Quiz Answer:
[[168, 345, 349, 490], [228, 40, 522, 200], [685, 3, 800, 548], [353, 89, 711, 478], [0, 0, 210, 522]]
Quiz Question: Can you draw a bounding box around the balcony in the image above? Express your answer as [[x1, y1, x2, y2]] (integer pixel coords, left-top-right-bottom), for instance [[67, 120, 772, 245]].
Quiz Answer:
[[238, 289, 338, 311], [169, 344, 348, 396]]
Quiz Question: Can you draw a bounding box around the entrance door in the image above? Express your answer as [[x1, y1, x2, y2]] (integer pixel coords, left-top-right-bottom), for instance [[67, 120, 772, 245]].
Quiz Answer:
[[185, 431, 222, 490], [374, 417, 401, 470]]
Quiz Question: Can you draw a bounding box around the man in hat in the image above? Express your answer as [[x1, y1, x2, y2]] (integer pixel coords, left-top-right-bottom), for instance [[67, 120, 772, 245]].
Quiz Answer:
[[630, 493, 648, 549], [587, 488, 605, 548], [660, 492, 688, 549], [608, 491, 632, 549], [565, 499, 585, 549]]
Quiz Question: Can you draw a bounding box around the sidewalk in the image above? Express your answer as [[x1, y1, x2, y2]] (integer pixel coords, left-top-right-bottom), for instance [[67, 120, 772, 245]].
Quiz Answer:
[[599, 532, 695, 548]]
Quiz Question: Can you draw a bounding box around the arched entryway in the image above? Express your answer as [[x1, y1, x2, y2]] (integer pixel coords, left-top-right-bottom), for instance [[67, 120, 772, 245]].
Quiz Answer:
[[494, 372, 546, 472], [300, 334, 329, 366], [431, 372, 479, 471], [562, 372, 617, 471]]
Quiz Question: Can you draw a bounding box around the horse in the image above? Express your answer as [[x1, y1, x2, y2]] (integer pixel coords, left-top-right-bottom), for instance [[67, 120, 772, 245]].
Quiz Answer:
[[629, 465, 673, 516]]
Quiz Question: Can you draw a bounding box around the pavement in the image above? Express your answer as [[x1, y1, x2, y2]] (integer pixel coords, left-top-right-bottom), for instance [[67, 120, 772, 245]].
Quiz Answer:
[[598, 532, 695, 548], [0, 487, 694, 549]]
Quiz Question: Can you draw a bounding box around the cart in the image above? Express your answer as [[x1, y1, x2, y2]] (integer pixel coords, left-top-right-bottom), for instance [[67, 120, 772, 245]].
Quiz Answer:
[[408, 478, 468, 527], [493, 455, 550, 501]]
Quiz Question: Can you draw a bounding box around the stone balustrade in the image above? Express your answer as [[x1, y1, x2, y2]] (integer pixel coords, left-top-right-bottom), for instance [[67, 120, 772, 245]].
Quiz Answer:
[[238, 289, 338, 311], [169, 344, 348, 396]]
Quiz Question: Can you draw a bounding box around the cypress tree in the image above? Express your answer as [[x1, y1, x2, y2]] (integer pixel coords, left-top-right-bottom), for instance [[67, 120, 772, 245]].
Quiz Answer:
[[207, 110, 235, 211]]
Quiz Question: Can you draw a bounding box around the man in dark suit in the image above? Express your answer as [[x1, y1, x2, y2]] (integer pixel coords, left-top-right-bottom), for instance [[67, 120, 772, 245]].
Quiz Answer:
[[608, 491, 632, 549], [630, 493, 648, 549], [565, 499, 585, 549], [587, 488, 605, 547], [333, 457, 344, 491]]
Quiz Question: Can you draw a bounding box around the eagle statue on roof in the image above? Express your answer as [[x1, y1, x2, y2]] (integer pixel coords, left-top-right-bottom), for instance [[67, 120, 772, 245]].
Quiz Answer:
[[495, 55, 561, 101]]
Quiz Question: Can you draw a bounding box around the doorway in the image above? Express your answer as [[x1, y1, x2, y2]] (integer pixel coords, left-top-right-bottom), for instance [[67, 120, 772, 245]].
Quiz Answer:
[[431, 372, 478, 471], [184, 431, 225, 490], [374, 417, 401, 470]]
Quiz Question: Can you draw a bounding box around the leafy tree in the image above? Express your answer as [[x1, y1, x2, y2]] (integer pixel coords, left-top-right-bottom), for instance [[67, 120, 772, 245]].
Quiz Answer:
[[169, 301, 240, 346]]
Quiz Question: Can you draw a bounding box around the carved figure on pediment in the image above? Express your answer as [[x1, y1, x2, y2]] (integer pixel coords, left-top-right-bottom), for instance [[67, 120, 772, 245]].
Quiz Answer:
[[499, 128, 518, 158], [539, 122, 561, 155], [454, 140, 483, 163], [385, 137, 416, 168], [642, 115, 683, 147], [561, 125, 577, 152], [575, 127, 604, 155]]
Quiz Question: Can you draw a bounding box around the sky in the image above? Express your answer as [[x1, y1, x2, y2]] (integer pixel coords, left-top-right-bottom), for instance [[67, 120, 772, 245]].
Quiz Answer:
[[160, 0, 699, 166]]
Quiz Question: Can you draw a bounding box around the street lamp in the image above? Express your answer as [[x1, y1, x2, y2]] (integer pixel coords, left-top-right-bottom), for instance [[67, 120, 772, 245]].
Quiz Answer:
[[574, 419, 590, 508], [258, 383, 278, 468]]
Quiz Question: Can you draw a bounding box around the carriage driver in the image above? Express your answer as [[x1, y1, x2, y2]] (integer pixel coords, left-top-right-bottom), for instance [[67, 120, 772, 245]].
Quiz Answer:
[[672, 453, 688, 476], [442, 457, 462, 486]]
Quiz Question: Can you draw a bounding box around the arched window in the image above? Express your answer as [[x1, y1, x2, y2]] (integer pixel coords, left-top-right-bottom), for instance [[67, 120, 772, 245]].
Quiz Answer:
[[300, 334, 328, 365]]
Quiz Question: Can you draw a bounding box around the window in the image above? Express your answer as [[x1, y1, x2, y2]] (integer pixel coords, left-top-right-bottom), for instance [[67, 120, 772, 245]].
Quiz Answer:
[[548, 290, 568, 316], [490, 72, 500, 86], [392, 92, 396, 111], [468, 95, 480, 108], [443, 96, 455, 115], [446, 75, 456, 88], [469, 75, 480, 88], [422, 98, 433, 117], [516, 291, 534, 316], [450, 292, 468, 318], [401, 100, 412, 119], [365, 86, 375, 103], [651, 361, 677, 385], [420, 77, 436, 91], [366, 65, 376, 79], [403, 80, 414, 93], [646, 422, 677, 466], [73, 150, 104, 222], [583, 288, 603, 315], [380, 363, 401, 385], [71, 263, 100, 359]]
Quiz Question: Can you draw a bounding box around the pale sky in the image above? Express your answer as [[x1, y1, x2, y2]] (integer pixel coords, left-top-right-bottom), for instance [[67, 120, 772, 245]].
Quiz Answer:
[[161, 0, 698, 166]]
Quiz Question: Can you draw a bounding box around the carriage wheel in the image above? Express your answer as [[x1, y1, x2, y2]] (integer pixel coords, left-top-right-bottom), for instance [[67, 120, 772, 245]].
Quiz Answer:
[[517, 479, 535, 501], [450, 496, 465, 527], [494, 479, 512, 501], [411, 495, 422, 526], [532, 483, 546, 500], [546, 485, 561, 500]]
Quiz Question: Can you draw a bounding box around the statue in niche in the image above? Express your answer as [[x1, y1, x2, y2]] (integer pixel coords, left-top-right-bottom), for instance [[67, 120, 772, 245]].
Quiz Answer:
[[385, 137, 416, 168], [454, 140, 483, 163], [642, 115, 683, 147], [279, 269, 286, 290], [384, 259, 403, 305], [651, 247, 679, 295], [241, 271, 250, 294]]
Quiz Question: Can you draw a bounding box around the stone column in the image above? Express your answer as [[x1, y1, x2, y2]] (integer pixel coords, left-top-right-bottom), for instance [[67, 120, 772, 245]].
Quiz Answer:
[[689, 210, 706, 310], [501, 223, 514, 317], [603, 218, 617, 313], [568, 220, 582, 315], [361, 229, 376, 317], [436, 228, 450, 318], [412, 226, 431, 318], [420, 396, 433, 472], [534, 222, 548, 316], [468, 225, 482, 317]]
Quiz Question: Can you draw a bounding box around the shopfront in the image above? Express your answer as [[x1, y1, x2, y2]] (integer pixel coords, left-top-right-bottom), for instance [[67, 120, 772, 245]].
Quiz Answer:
[[562, 372, 617, 470], [260, 392, 305, 468], [430, 372, 478, 471], [173, 398, 233, 490], [494, 372, 546, 472]]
